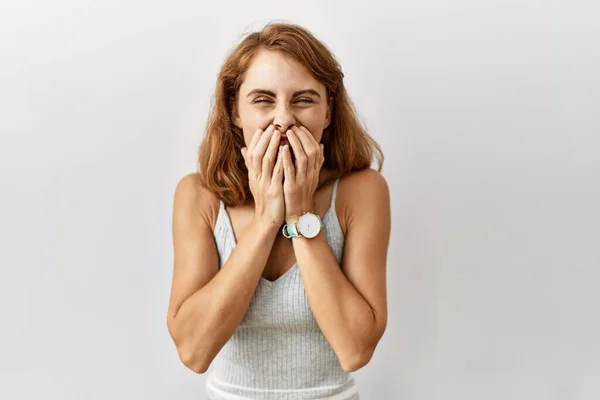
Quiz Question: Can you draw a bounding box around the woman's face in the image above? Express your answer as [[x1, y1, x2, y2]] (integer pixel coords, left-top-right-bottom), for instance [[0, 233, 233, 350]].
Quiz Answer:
[[233, 50, 332, 151]]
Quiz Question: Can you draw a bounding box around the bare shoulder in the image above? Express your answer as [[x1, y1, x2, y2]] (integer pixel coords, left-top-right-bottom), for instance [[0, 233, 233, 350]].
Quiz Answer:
[[336, 168, 390, 351], [173, 172, 220, 230], [168, 172, 221, 325], [338, 168, 390, 226], [339, 168, 389, 193]]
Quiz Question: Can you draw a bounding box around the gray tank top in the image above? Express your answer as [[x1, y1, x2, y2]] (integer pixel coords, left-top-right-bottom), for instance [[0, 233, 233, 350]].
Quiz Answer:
[[206, 177, 360, 399]]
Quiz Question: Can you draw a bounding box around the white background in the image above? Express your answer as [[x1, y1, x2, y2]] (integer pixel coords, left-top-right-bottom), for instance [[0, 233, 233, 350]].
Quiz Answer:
[[1, 1, 599, 399]]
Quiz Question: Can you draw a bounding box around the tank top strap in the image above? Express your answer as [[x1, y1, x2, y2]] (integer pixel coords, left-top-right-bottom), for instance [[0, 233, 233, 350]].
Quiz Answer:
[[330, 177, 340, 210]]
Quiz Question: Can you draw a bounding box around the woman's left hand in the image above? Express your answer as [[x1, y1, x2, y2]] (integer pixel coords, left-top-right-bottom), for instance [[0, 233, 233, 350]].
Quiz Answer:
[[281, 125, 325, 224]]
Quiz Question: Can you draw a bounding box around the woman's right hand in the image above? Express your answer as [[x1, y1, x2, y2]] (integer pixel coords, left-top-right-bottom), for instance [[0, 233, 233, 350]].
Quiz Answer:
[[241, 125, 285, 227]]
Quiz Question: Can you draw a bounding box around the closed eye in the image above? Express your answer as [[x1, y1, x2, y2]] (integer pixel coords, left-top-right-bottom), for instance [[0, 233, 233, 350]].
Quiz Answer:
[[252, 97, 315, 104]]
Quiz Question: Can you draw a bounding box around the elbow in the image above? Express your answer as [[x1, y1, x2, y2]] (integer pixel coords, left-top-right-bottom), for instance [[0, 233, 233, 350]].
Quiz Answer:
[[182, 355, 210, 374], [168, 320, 211, 374], [342, 318, 387, 372], [177, 345, 211, 374], [340, 346, 375, 373]]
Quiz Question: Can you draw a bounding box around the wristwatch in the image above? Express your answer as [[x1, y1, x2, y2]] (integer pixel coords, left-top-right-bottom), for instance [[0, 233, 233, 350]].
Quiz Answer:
[[282, 212, 323, 239]]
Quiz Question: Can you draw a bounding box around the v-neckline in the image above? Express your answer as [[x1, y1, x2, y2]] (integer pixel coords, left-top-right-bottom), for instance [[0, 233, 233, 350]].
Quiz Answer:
[[220, 204, 334, 285]]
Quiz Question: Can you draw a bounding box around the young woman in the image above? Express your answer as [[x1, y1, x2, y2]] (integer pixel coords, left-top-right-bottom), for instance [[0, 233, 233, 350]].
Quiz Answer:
[[167, 22, 391, 399]]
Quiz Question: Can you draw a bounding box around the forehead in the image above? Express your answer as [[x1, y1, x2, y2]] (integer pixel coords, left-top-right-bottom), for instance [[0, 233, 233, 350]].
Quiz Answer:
[[240, 50, 325, 95]]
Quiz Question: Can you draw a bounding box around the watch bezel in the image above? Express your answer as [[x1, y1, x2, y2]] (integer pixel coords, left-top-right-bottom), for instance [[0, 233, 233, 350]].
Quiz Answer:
[[297, 212, 322, 238]]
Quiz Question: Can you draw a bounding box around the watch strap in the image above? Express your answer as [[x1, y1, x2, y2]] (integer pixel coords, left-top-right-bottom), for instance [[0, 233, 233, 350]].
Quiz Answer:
[[282, 212, 323, 239], [282, 222, 300, 238]]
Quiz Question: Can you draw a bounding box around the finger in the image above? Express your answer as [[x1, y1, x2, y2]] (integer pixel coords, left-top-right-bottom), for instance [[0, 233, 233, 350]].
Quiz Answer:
[[244, 128, 264, 169], [272, 146, 284, 184], [282, 144, 295, 185], [286, 128, 307, 177], [292, 126, 319, 170], [298, 126, 319, 148], [247, 127, 264, 154], [254, 125, 275, 155], [262, 129, 281, 179], [252, 125, 275, 173]]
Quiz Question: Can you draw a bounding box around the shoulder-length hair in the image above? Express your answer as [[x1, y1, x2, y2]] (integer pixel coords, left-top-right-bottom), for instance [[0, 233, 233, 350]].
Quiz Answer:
[[198, 22, 384, 206]]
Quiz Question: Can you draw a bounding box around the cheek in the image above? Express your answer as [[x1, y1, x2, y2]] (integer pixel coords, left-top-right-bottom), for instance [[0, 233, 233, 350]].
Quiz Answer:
[[297, 111, 326, 139], [301, 125, 323, 143], [238, 107, 267, 134]]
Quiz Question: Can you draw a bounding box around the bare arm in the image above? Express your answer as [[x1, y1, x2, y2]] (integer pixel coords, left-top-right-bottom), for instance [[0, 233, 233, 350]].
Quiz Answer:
[[292, 169, 390, 372], [166, 173, 279, 373]]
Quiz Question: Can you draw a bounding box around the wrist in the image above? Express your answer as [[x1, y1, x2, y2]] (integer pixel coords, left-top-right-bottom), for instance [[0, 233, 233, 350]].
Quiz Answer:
[[283, 210, 323, 239], [252, 215, 283, 237], [285, 216, 299, 225], [285, 207, 315, 225]]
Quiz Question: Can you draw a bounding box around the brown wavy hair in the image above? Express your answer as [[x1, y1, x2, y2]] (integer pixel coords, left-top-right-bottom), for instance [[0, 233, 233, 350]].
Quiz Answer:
[[197, 21, 384, 206]]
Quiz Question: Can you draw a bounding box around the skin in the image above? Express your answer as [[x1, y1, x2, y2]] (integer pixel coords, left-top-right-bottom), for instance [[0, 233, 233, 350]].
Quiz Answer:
[[232, 49, 390, 368], [166, 49, 390, 374], [233, 49, 333, 223]]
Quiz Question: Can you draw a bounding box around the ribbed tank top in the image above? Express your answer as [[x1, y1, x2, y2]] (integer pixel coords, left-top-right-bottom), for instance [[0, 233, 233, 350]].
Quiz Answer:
[[206, 177, 359, 400]]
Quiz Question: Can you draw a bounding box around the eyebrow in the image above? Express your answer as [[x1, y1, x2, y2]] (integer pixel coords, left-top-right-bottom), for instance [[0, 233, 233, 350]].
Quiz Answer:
[[246, 89, 322, 98]]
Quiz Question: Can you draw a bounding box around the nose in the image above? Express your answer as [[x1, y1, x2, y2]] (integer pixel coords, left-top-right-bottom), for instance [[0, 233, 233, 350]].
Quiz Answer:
[[272, 104, 296, 134]]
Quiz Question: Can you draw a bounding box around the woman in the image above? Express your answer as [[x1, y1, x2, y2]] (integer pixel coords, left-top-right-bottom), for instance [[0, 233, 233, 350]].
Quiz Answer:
[[167, 22, 391, 400]]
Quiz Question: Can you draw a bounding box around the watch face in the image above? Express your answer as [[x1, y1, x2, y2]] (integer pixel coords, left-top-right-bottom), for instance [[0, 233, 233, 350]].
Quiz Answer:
[[297, 213, 321, 238]]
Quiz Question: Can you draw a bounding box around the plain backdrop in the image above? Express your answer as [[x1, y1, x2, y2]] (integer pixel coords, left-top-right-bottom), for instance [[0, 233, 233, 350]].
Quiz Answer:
[[1, 1, 599, 399]]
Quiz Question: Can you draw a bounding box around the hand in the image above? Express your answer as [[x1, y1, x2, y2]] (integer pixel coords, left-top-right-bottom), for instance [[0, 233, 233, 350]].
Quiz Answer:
[[281, 125, 325, 224], [241, 125, 285, 227]]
